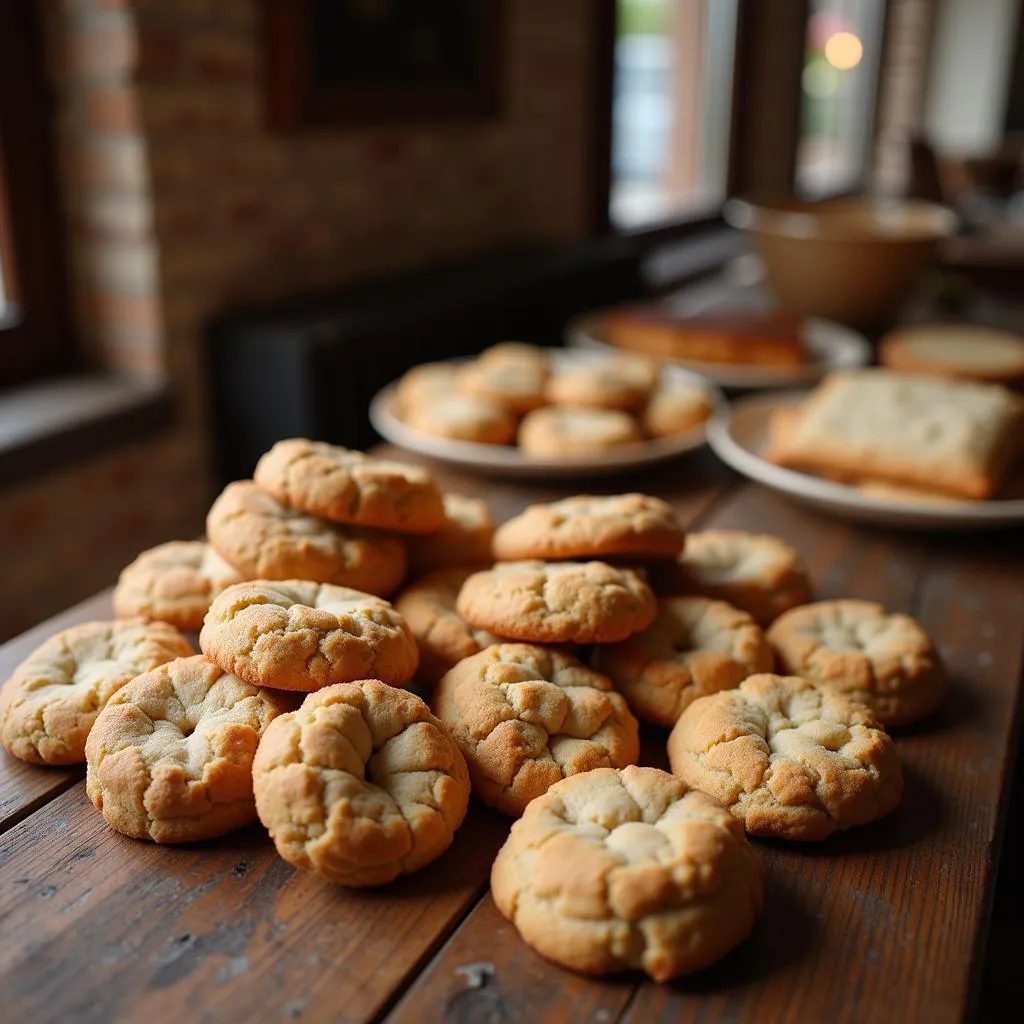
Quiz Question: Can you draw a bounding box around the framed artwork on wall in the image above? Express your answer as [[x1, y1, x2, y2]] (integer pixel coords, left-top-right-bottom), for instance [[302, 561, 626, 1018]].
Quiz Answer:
[[264, 0, 505, 129]]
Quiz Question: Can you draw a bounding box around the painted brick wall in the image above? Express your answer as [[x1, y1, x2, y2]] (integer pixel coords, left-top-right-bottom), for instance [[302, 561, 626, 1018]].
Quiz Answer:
[[0, 0, 595, 640]]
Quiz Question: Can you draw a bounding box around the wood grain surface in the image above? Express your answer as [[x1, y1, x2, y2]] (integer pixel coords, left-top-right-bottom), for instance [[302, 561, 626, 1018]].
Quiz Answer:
[[0, 462, 1021, 1024]]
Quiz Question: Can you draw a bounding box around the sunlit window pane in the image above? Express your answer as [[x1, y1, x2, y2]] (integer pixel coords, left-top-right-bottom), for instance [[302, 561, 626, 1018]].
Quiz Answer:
[[796, 0, 885, 197], [610, 0, 738, 229]]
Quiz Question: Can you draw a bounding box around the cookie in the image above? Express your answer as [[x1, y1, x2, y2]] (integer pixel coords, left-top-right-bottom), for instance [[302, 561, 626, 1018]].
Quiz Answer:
[[85, 654, 289, 842], [406, 494, 495, 575], [667, 673, 902, 840], [855, 480, 968, 504], [880, 324, 1024, 384], [253, 680, 470, 886], [113, 541, 244, 631], [545, 361, 651, 412], [766, 369, 1024, 499], [457, 560, 656, 644], [457, 347, 549, 415], [200, 580, 419, 692], [518, 407, 643, 460], [492, 494, 684, 562], [0, 620, 193, 765], [651, 530, 814, 626], [254, 439, 445, 534], [765, 600, 946, 727], [393, 569, 499, 685], [491, 765, 763, 981], [593, 597, 775, 727], [432, 644, 639, 815], [642, 383, 712, 438], [396, 362, 460, 412], [403, 394, 518, 445], [206, 481, 407, 595]]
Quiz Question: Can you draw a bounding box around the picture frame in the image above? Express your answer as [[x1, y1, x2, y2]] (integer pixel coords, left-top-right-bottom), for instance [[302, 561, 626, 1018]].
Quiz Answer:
[[264, 0, 505, 129]]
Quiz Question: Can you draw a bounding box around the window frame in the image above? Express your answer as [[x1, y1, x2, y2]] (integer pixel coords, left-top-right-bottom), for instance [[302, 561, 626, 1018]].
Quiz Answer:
[[0, 2, 76, 389], [592, 0, 889, 245]]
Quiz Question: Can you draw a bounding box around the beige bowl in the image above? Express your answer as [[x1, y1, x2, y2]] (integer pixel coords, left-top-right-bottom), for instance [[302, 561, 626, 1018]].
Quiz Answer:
[[725, 199, 957, 328]]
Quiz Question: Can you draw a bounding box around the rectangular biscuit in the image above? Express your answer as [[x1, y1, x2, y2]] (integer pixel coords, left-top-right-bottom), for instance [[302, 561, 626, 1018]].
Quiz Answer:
[[769, 369, 1024, 499]]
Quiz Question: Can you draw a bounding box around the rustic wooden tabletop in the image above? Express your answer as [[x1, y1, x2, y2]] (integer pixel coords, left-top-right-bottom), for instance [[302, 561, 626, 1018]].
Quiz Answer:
[[1, 446, 1022, 1024]]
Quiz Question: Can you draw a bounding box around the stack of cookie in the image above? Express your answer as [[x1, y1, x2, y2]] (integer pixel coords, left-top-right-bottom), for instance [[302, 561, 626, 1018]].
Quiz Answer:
[[0, 439, 953, 987], [394, 341, 712, 459]]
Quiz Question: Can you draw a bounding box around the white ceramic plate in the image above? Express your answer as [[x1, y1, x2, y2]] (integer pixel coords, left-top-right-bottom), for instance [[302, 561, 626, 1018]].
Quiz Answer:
[[566, 311, 872, 390], [370, 350, 723, 479], [706, 391, 1024, 529]]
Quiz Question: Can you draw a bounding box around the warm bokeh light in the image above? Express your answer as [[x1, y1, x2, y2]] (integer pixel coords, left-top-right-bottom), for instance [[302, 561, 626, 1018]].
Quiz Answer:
[[824, 30, 863, 70]]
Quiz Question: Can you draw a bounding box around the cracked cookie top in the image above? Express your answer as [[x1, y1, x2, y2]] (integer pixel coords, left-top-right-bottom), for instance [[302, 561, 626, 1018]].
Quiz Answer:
[[766, 600, 946, 727], [652, 529, 813, 626], [406, 494, 496, 575], [114, 541, 244, 631], [432, 643, 640, 816], [85, 654, 290, 842], [253, 679, 470, 886], [206, 481, 407, 595], [0, 619, 193, 765], [491, 494, 684, 562], [456, 560, 656, 644], [254, 439, 445, 533], [490, 765, 763, 982], [667, 673, 902, 841], [200, 580, 419, 692], [394, 568, 499, 685], [593, 596, 775, 727]]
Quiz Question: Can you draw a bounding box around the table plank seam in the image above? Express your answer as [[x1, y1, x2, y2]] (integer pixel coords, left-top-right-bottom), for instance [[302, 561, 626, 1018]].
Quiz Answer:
[[0, 771, 82, 836]]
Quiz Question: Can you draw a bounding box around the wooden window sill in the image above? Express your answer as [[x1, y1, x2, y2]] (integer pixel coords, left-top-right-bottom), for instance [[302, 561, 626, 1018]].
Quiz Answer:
[[0, 374, 174, 489]]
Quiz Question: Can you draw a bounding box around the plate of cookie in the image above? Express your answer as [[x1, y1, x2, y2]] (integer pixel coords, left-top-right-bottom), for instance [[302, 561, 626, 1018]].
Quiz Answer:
[[369, 343, 723, 478], [566, 306, 872, 390], [707, 369, 1024, 528]]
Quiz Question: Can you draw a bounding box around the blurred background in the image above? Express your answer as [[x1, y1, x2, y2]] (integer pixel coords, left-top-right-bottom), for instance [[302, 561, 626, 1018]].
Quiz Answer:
[[1, 0, 1023, 641]]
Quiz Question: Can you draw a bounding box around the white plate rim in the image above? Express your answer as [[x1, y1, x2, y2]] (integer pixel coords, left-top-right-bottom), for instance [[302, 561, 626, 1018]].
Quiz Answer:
[[706, 391, 1024, 526], [370, 352, 724, 478], [566, 310, 872, 389]]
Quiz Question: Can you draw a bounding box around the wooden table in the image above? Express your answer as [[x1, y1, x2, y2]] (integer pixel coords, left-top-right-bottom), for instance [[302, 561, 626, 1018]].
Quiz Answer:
[[2, 446, 1022, 1023]]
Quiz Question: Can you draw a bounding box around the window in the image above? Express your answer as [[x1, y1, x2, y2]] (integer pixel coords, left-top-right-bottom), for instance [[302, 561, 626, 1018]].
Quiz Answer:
[[0, 3, 74, 387], [796, 0, 886, 197], [609, 0, 738, 231]]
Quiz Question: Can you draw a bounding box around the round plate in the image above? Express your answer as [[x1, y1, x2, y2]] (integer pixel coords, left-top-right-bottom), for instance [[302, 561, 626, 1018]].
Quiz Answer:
[[369, 350, 723, 479], [706, 391, 1024, 529], [566, 312, 872, 390]]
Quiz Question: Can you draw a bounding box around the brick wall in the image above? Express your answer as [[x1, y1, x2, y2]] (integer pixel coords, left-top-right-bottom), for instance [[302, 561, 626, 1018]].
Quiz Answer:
[[0, 0, 596, 640]]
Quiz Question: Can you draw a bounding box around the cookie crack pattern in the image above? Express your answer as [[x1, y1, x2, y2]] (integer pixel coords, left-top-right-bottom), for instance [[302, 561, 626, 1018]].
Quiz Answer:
[[668, 674, 902, 841], [433, 644, 640, 816], [253, 680, 469, 886]]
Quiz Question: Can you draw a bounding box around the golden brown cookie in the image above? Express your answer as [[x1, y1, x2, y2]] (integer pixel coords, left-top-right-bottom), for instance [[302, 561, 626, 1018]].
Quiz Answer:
[[85, 654, 289, 842], [206, 481, 407, 595], [406, 494, 496, 575], [651, 530, 814, 627], [432, 644, 639, 815], [113, 541, 244, 631], [593, 597, 775, 728], [253, 680, 469, 886], [457, 349, 549, 414], [254, 439, 445, 534], [456, 560, 656, 644], [200, 580, 419, 692], [545, 361, 652, 412], [518, 407, 643, 460], [880, 324, 1024, 384], [642, 384, 712, 438], [393, 569, 499, 685], [491, 765, 763, 981], [476, 341, 549, 371], [0, 620, 193, 765], [667, 673, 902, 840], [403, 394, 518, 445], [766, 600, 946, 727], [492, 493, 684, 562], [396, 362, 460, 412]]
